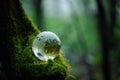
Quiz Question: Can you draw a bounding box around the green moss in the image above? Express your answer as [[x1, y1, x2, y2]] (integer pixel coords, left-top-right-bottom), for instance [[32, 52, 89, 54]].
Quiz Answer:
[[65, 75, 77, 80], [11, 31, 72, 80], [12, 36, 71, 79], [15, 59, 68, 80]]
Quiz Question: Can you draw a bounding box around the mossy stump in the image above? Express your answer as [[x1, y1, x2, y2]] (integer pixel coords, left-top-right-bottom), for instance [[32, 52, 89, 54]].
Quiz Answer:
[[0, 0, 76, 80]]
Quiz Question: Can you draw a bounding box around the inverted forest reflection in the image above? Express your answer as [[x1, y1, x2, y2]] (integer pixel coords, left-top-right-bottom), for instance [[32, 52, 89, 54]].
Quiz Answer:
[[21, 0, 120, 80]]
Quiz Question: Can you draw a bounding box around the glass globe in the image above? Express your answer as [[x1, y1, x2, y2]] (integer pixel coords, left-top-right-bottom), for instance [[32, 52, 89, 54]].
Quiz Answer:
[[32, 31, 61, 61]]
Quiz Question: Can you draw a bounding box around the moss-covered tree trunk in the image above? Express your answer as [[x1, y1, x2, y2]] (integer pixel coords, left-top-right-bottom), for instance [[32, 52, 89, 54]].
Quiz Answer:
[[0, 0, 74, 80]]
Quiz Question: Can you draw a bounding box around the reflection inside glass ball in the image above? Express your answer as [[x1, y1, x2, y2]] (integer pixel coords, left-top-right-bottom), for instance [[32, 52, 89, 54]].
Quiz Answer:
[[32, 31, 61, 61]]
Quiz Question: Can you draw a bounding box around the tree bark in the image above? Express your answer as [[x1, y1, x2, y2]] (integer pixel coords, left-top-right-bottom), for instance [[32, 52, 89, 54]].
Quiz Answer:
[[0, 0, 72, 80], [96, 0, 117, 80]]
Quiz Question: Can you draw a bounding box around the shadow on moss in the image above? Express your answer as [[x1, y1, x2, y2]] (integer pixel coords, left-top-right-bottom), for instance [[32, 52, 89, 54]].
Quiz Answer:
[[16, 60, 67, 80]]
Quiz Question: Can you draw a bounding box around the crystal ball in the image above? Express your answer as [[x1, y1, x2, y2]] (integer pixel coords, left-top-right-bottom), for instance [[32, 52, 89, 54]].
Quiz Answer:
[[32, 31, 61, 61]]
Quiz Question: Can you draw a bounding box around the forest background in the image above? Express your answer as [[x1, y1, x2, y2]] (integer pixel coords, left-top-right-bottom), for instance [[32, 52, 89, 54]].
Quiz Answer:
[[20, 0, 120, 80]]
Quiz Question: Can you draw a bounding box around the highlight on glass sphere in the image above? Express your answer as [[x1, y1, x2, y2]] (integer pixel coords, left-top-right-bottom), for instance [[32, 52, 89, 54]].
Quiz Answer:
[[32, 31, 61, 61]]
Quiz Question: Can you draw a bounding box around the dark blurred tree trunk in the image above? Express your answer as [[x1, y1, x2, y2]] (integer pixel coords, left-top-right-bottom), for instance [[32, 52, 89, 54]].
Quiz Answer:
[[96, 0, 117, 80], [32, 0, 44, 30], [0, 62, 6, 80]]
